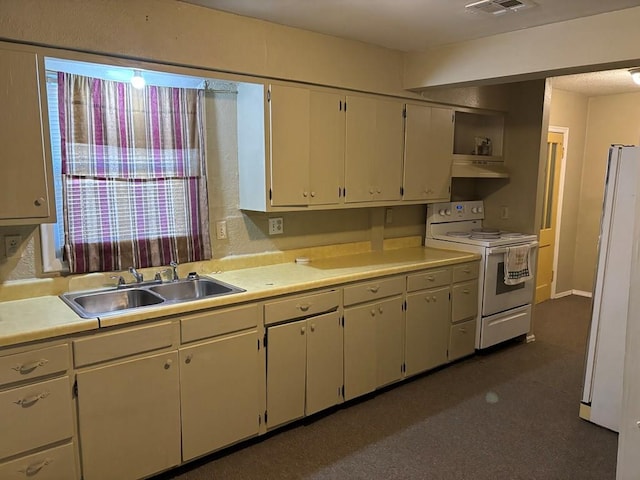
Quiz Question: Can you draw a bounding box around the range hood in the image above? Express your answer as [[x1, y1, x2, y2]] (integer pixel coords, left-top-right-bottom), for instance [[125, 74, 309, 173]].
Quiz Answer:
[[451, 158, 510, 178]]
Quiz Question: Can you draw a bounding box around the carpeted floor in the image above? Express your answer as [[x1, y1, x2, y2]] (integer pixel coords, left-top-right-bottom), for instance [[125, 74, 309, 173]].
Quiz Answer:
[[158, 295, 618, 480]]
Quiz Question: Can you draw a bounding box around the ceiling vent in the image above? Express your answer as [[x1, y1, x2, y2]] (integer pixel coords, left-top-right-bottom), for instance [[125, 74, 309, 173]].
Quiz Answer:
[[465, 0, 536, 15]]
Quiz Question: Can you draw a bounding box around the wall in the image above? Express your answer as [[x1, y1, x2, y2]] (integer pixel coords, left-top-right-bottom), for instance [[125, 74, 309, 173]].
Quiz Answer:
[[548, 88, 589, 295], [403, 6, 640, 90]]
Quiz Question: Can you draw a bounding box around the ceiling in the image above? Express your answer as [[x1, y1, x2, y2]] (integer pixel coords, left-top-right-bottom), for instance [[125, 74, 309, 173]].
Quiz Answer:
[[181, 0, 640, 96]]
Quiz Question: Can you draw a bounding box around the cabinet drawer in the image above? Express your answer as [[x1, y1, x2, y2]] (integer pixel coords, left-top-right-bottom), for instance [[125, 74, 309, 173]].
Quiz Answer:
[[264, 290, 340, 325], [0, 344, 69, 388], [74, 321, 174, 367], [181, 303, 259, 343], [406, 268, 451, 292], [0, 442, 77, 480], [0, 376, 74, 459], [343, 276, 404, 306], [449, 319, 476, 361], [452, 280, 479, 323], [453, 262, 479, 283]]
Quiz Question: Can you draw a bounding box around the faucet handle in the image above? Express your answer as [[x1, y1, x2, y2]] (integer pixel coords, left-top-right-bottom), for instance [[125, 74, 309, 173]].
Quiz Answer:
[[111, 275, 126, 287]]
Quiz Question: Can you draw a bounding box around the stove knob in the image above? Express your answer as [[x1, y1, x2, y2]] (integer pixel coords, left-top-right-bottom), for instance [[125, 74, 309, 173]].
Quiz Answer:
[[471, 207, 478, 214], [445, 209, 451, 216], [478, 206, 483, 213], [438, 209, 446, 216]]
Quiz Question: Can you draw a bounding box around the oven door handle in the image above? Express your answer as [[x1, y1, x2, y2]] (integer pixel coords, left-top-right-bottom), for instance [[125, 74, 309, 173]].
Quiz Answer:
[[487, 241, 539, 255]]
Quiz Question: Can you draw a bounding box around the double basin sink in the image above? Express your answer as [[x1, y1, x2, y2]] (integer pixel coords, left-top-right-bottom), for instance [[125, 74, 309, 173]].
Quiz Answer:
[[61, 276, 245, 319]]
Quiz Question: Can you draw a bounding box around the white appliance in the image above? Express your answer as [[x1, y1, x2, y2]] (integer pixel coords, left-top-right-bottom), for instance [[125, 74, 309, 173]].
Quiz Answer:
[[425, 200, 538, 349], [581, 145, 640, 432]]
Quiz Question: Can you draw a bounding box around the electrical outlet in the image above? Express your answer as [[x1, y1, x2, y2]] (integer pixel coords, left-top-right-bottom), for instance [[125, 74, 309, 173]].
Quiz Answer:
[[385, 208, 393, 224], [268, 217, 284, 235], [216, 220, 228, 240], [5, 235, 21, 257]]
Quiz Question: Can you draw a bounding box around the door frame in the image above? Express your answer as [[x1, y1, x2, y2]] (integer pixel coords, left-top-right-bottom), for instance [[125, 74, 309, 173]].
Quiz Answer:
[[548, 126, 569, 299]]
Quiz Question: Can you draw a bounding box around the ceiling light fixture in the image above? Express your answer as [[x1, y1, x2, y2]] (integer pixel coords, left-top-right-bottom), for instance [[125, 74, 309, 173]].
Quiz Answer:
[[131, 70, 146, 89], [630, 68, 640, 86]]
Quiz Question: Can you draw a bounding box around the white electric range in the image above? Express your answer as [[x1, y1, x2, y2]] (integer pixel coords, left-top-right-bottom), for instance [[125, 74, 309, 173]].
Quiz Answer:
[[425, 201, 538, 349]]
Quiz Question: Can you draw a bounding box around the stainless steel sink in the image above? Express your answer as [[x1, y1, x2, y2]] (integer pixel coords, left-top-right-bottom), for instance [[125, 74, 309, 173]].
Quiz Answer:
[[72, 289, 164, 315], [149, 278, 240, 301], [61, 276, 245, 318]]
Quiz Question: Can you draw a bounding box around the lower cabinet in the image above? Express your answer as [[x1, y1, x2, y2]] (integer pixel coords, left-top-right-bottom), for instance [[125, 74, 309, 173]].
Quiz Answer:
[[405, 285, 451, 376], [449, 264, 480, 361], [180, 330, 261, 461], [266, 310, 343, 429], [343, 276, 405, 400], [0, 442, 77, 480], [76, 351, 181, 480]]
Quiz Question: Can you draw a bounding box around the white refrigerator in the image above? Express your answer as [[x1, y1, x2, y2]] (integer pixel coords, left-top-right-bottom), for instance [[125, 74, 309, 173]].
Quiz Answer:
[[581, 145, 640, 432]]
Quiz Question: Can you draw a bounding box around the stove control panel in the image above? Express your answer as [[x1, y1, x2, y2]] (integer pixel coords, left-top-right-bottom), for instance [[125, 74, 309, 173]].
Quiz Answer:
[[427, 201, 485, 223]]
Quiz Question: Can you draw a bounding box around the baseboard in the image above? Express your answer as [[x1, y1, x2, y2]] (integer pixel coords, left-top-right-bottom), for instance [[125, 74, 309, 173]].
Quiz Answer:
[[572, 290, 592, 298], [553, 290, 573, 299], [579, 402, 591, 421]]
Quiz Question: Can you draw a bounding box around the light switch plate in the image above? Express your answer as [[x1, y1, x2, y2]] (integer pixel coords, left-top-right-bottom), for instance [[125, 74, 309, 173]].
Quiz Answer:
[[216, 220, 228, 240], [5, 235, 21, 257], [268, 217, 284, 235]]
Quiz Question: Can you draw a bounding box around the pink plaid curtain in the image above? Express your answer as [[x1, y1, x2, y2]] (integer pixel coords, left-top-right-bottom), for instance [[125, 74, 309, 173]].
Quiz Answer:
[[58, 72, 211, 274]]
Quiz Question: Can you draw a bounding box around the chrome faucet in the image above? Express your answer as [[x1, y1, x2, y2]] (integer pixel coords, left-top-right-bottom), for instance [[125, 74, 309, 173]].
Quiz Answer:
[[128, 266, 144, 283], [169, 261, 180, 281]]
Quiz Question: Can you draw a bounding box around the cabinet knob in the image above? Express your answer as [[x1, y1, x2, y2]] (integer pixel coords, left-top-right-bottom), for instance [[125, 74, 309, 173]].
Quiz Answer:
[[34, 197, 46, 207], [432, 296, 437, 302], [378, 306, 384, 314], [369, 188, 375, 195], [301, 326, 306, 335], [164, 359, 173, 369], [310, 191, 316, 197], [303, 191, 308, 198], [376, 187, 382, 194], [425, 296, 431, 303], [310, 323, 316, 332], [370, 309, 376, 316], [185, 354, 193, 364]]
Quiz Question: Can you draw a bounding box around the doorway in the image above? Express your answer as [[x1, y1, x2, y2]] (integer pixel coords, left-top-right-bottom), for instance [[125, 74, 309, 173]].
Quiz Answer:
[[535, 128, 567, 303]]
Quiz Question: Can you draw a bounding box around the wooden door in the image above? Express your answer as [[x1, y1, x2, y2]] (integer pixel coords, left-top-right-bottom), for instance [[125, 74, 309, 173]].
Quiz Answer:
[[0, 48, 52, 221], [403, 105, 453, 202], [309, 91, 345, 205], [269, 84, 310, 206], [343, 303, 377, 400], [375, 296, 404, 388], [306, 311, 343, 415], [405, 286, 451, 376], [536, 131, 564, 303], [266, 320, 306, 429], [76, 352, 181, 480], [180, 330, 260, 461]]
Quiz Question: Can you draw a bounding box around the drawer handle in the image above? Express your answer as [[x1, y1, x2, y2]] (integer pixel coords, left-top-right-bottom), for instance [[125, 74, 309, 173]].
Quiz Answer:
[[462, 289, 470, 294], [298, 303, 311, 312], [426, 276, 435, 281], [463, 268, 471, 274], [459, 327, 467, 334], [20, 458, 52, 476], [12, 358, 49, 374], [368, 286, 380, 293], [14, 391, 50, 407]]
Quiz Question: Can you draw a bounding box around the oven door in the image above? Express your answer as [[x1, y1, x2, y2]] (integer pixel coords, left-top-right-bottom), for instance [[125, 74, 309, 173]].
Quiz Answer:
[[482, 242, 538, 316]]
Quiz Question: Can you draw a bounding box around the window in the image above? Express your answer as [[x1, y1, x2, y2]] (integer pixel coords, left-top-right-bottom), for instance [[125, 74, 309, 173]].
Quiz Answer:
[[42, 59, 211, 274]]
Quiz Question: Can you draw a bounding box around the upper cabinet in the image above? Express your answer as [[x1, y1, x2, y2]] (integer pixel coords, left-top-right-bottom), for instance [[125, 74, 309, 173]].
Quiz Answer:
[[403, 104, 454, 202], [269, 84, 345, 207], [344, 95, 404, 203], [451, 109, 508, 178], [0, 46, 55, 224]]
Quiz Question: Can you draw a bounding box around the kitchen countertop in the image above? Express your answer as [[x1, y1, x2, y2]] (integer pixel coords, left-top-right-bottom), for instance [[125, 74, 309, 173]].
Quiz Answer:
[[0, 246, 479, 348]]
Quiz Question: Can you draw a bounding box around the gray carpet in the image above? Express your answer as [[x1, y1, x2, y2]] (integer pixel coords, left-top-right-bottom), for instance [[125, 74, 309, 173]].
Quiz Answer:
[[159, 295, 617, 479]]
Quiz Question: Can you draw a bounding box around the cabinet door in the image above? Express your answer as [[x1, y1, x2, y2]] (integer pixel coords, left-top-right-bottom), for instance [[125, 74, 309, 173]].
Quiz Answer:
[[309, 90, 345, 205], [269, 84, 311, 206], [449, 319, 477, 361], [0, 48, 52, 222], [376, 296, 404, 388], [452, 280, 479, 323], [403, 104, 453, 202], [345, 96, 403, 203], [266, 320, 307, 429], [306, 311, 343, 415], [180, 330, 260, 461], [76, 352, 181, 480], [405, 286, 451, 376], [343, 304, 377, 400]]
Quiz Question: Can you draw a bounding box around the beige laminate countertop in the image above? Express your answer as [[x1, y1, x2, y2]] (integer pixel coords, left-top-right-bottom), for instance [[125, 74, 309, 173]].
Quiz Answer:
[[0, 246, 479, 348]]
